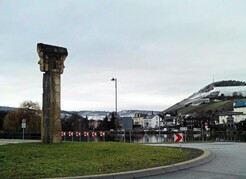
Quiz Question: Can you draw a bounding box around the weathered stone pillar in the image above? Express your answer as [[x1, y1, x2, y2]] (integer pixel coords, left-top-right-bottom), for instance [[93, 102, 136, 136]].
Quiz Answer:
[[37, 43, 68, 143]]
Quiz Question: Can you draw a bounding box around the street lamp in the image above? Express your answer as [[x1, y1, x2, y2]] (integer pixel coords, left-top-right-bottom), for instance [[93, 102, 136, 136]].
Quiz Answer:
[[111, 78, 117, 115]]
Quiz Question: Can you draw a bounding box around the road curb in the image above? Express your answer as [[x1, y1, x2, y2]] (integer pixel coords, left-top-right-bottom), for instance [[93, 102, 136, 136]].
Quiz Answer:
[[53, 149, 215, 179]]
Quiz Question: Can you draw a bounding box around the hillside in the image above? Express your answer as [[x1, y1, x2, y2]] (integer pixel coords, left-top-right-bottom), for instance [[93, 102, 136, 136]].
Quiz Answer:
[[0, 106, 17, 111], [1, 106, 159, 121], [68, 110, 160, 120], [177, 100, 233, 115], [162, 80, 246, 115]]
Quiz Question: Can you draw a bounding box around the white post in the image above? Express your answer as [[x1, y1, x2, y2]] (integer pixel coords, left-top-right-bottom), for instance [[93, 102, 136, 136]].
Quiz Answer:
[[130, 130, 132, 143], [23, 128, 25, 140]]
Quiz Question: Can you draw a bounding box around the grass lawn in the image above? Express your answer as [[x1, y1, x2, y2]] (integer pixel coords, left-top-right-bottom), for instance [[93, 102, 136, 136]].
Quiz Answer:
[[178, 100, 232, 114], [0, 142, 202, 178]]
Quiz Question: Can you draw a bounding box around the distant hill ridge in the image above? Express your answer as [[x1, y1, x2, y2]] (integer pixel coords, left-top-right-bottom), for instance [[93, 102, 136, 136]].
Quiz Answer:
[[199, 80, 246, 93], [213, 80, 246, 87], [0, 106, 159, 120], [0, 106, 17, 111], [68, 110, 160, 120], [162, 80, 246, 114]]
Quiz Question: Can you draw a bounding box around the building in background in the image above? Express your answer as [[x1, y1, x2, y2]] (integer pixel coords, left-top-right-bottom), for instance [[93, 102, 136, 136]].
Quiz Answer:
[[121, 117, 133, 130], [144, 114, 162, 129], [218, 100, 246, 125]]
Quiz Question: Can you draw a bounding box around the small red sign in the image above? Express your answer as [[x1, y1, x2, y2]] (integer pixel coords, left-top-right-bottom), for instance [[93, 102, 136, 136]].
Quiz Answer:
[[174, 133, 183, 143], [100, 132, 105, 137], [22, 119, 26, 123], [84, 132, 89, 137], [76, 132, 81, 137], [69, 131, 73, 137], [92, 132, 97, 137], [61, 131, 66, 137]]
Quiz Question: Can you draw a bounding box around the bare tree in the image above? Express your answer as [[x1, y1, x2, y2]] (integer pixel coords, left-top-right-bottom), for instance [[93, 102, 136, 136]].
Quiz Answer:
[[3, 100, 41, 134]]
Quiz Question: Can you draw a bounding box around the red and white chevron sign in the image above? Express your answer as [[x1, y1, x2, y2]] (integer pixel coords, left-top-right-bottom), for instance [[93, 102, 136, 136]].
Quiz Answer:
[[174, 133, 183, 143], [100, 132, 105, 137], [92, 132, 97, 137], [69, 131, 73, 137], [61, 131, 66, 137], [76, 132, 81, 137], [84, 132, 89, 137]]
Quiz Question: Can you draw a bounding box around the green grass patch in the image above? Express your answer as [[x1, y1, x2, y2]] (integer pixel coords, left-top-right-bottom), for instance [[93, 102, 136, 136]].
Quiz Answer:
[[178, 100, 233, 114], [0, 142, 202, 178]]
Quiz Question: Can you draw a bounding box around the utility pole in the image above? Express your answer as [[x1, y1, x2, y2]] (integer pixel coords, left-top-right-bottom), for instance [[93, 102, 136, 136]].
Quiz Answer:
[[111, 78, 117, 115], [111, 77, 118, 130]]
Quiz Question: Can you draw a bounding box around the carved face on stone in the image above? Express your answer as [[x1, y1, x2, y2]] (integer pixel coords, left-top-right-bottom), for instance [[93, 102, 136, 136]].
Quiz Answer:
[[47, 55, 66, 74], [38, 52, 49, 72]]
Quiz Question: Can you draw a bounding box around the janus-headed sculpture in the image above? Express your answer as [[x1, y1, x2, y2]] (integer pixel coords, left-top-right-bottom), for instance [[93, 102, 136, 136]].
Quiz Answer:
[[37, 43, 68, 143]]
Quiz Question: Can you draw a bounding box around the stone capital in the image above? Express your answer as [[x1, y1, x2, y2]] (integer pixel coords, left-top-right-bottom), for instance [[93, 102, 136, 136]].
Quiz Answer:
[[37, 43, 68, 74]]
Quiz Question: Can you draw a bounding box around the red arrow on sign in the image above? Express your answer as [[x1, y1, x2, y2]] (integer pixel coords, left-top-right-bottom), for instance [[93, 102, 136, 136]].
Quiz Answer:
[[100, 132, 105, 137], [76, 132, 81, 137], [174, 133, 183, 143], [69, 131, 73, 137], [92, 132, 97, 137], [84, 132, 89, 137], [61, 131, 66, 137]]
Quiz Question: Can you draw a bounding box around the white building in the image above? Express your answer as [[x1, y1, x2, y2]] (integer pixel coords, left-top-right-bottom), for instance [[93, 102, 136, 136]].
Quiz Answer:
[[133, 113, 146, 128], [143, 115, 162, 129], [161, 114, 177, 127], [218, 101, 246, 124], [234, 101, 246, 113]]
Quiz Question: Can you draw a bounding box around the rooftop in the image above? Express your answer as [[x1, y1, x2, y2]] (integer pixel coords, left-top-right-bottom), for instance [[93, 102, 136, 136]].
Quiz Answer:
[[234, 101, 246, 108]]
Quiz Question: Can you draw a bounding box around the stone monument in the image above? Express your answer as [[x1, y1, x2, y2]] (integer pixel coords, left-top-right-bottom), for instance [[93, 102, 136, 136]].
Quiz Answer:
[[37, 43, 68, 143]]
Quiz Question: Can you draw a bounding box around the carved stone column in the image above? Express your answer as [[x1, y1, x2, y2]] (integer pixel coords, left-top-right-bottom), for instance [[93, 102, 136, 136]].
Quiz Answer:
[[37, 43, 68, 143]]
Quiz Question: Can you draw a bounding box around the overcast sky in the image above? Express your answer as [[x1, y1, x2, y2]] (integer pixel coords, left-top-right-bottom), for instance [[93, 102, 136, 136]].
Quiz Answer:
[[0, 0, 245, 111]]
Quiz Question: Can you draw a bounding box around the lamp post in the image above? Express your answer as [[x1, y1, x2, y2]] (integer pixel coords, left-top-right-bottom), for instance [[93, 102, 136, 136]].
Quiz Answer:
[[111, 78, 117, 115]]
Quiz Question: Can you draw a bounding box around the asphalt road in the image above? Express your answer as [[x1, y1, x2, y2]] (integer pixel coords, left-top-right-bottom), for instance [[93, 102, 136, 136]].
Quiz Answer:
[[0, 139, 40, 145], [144, 142, 246, 179]]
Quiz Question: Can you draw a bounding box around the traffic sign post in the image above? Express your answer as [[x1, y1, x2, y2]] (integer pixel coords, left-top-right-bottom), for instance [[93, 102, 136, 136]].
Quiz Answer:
[[180, 127, 187, 142], [61, 131, 66, 141], [84, 132, 89, 137], [129, 130, 132, 143], [84, 132, 89, 142], [174, 133, 183, 143], [205, 122, 209, 131], [100, 131, 105, 142], [174, 133, 183, 151], [21, 120, 26, 140], [180, 127, 187, 131], [92, 132, 97, 137], [123, 130, 126, 143], [21, 123, 26, 128], [76, 132, 81, 142], [92, 132, 97, 142], [69, 131, 73, 141]]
